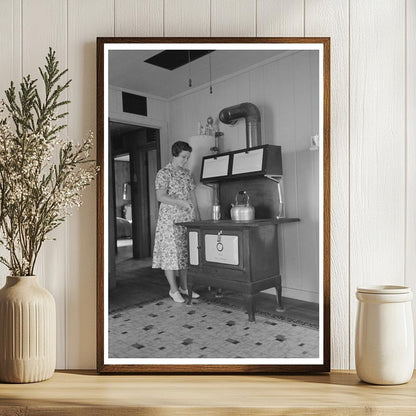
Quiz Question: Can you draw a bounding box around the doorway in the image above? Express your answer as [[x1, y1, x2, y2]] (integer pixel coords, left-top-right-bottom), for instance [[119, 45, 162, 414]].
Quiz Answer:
[[113, 152, 133, 262], [110, 121, 161, 266]]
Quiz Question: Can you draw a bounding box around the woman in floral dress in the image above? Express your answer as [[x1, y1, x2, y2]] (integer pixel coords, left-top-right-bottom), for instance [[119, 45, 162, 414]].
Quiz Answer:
[[152, 141, 201, 303]]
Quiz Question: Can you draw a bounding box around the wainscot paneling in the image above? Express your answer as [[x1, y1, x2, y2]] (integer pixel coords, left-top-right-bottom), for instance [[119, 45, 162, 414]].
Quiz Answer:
[[164, 0, 211, 37], [67, 0, 113, 369], [406, 0, 416, 364], [0, 0, 414, 370], [291, 51, 319, 301], [257, 0, 304, 37], [115, 0, 163, 37], [262, 52, 320, 303], [305, 0, 350, 371], [211, 0, 256, 37], [0, 0, 21, 99], [349, 0, 406, 368], [22, 0, 68, 369], [168, 51, 320, 304], [0, 0, 22, 287]]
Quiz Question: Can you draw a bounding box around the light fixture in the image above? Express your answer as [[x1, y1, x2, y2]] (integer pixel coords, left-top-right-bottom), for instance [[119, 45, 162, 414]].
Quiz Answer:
[[209, 53, 213, 94], [188, 50, 192, 87]]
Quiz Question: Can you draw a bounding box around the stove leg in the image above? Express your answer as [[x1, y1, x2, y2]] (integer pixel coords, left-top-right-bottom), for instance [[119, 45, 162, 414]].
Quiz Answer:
[[244, 294, 256, 322], [275, 275, 285, 312], [187, 274, 194, 305]]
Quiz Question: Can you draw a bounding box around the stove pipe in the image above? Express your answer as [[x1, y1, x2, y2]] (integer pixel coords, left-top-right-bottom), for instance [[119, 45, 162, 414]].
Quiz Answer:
[[219, 102, 261, 148]]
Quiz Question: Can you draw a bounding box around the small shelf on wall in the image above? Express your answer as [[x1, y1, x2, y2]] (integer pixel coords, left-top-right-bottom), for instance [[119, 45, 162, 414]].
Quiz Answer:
[[200, 144, 282, 183]]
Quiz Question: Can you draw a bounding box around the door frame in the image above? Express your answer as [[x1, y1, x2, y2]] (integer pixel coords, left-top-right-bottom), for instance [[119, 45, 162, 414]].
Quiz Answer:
[[131, 140, 159, 258], [109, 115, 163, 259], [109, 112, 167, 164]]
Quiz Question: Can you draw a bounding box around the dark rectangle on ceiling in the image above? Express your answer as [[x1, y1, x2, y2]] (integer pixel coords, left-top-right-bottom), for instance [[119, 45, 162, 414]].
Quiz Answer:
[[145, 50, 214, 70], [122, 92, 147, 116]]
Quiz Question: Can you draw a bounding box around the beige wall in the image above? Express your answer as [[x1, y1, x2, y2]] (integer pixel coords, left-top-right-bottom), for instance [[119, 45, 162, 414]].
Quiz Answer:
[[0, 0, 414, 370]]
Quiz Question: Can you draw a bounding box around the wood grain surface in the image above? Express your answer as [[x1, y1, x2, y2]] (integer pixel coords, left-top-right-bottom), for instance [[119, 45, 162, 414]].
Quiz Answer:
[[305, 0, 349, 371], [257, 0, 304, 37], [406, 0, 416, 367], [115, 0, 163, 37], [349, 0, 406, 369], [0, 0, 414, 372], [22, 0, 68, 369], [67, 0, 113, 370], [164, 0, 211, 37], [211, 0, 256, 37], [0, 371, 415, 415]]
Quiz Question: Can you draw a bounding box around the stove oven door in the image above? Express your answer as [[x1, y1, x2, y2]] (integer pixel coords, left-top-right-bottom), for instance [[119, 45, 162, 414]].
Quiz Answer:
[[201, 230, 243, 269]]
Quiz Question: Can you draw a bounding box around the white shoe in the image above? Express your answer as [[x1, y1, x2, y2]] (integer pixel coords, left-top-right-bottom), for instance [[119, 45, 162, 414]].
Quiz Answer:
[[179, 287, 200, 299], [169, 290, 185, 303]]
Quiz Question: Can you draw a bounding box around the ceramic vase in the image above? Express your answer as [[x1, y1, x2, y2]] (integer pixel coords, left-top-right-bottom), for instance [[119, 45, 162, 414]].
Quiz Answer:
[[355, 285, 414, 385], [0, 276, 56, 383]]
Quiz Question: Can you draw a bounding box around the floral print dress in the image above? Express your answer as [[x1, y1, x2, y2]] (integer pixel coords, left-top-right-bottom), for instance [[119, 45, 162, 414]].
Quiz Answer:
[[152, 163, 196, 270]]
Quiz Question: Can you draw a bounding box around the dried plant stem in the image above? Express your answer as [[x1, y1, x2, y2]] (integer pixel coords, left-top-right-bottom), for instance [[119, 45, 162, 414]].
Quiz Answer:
[[0, 48, 97, 276]]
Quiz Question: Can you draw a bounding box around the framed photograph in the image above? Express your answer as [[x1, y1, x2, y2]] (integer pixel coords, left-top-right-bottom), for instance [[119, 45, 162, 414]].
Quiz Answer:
[[96, 37, 330, 373]]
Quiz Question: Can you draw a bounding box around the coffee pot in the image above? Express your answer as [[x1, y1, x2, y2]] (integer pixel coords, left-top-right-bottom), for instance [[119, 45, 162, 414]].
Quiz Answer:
[[230, 191, 255, 221]]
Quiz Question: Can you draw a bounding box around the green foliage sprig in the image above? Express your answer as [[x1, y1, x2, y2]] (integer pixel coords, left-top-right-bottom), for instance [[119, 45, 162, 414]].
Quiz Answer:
[[0, 48, 97, 276]]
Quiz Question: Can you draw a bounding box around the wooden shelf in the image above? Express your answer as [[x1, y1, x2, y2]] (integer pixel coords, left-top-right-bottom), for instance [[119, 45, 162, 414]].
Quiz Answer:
[[177, 218, 300, 228], [0, 371, 416, 415]]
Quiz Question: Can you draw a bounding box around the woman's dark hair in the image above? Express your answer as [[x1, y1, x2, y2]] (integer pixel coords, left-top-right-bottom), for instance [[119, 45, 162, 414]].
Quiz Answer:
[[171, 141, 192, 157]]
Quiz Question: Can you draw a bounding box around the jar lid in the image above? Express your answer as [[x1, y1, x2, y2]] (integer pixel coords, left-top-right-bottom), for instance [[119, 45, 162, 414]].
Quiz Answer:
[[357, 285, 411, 294]]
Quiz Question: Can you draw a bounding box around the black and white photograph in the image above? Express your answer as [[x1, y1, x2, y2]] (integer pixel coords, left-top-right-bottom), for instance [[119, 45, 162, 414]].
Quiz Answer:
[[97, 38, 330, 373]]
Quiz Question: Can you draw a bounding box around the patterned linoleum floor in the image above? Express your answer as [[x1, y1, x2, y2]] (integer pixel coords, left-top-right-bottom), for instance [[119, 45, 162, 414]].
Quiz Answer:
[[109, 297, 319, 359]]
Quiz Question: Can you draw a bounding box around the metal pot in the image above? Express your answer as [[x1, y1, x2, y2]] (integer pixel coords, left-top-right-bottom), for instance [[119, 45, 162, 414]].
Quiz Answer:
[[230, 191, 255, 221]]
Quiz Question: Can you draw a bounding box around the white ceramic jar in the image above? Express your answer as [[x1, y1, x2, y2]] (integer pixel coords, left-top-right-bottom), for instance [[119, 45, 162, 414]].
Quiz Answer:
[[355, 285, 414, 385]]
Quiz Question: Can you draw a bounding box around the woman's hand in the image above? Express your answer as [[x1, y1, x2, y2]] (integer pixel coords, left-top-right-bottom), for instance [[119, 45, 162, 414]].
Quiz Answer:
[[156, 189, 195, 214], [179, 200, 193, 211], [157, 189, 192, 211], [190, 189, 200, 220]]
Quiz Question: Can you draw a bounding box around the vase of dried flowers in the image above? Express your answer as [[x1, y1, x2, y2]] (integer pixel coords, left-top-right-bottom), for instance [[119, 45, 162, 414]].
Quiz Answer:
[[0, 276, 55, 382], [0, 48, 97, 383]]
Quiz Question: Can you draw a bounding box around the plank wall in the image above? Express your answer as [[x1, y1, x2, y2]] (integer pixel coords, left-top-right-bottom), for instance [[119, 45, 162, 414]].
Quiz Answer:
[[0, 0, 413, 370]]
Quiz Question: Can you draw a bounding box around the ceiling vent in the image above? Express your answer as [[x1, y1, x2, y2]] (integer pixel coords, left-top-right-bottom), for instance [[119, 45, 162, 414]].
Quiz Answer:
[[144, 50, 214, 70], [122, 92, 147, 116]]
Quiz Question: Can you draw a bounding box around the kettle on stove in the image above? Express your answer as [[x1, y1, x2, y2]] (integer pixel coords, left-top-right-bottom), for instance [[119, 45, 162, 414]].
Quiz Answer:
[[230, 191, 255, 221]]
